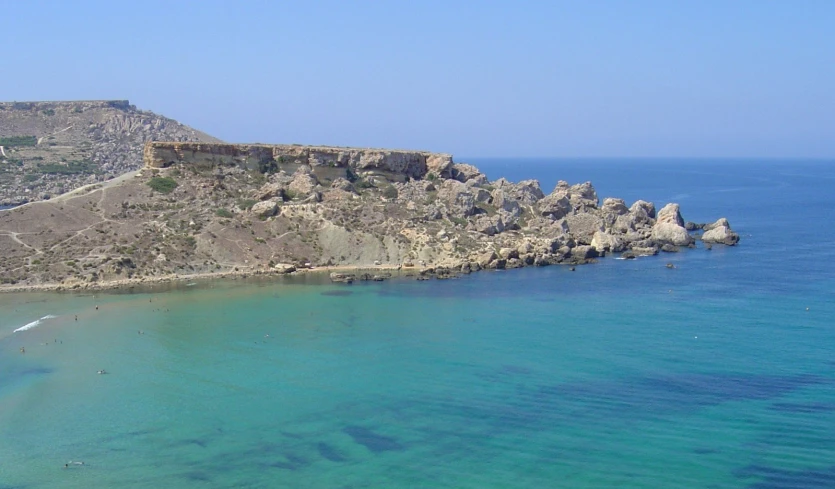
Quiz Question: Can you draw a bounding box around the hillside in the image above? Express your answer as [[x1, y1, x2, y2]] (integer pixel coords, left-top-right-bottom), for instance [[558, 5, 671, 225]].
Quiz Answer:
[[0, 142, 739, 290], [0, 100, 220, 205]]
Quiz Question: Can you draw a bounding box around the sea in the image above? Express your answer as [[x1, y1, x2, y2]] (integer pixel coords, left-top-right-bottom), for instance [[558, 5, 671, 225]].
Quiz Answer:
[[1, 159, 834, 489]]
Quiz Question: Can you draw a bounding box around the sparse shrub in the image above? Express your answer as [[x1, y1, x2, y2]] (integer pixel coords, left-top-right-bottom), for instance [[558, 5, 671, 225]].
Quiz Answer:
[[42, 109, 55, 116], [426, 172, 437, 181], [0, 136, 36, 147], [381, 185, 398, 199], [215, 208, 233, 218], [237, 198, 257, 210], [355, 179, 374, 190], [147, 176, 178, 194]]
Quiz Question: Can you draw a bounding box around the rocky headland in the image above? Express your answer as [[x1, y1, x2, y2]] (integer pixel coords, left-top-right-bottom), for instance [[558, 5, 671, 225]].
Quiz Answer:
[[0, 100, 219, 205], [0, 140, 739, 291]]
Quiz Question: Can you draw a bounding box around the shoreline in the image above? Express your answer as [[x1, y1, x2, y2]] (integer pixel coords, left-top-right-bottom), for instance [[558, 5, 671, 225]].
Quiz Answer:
[[0, 264, 416, 294]]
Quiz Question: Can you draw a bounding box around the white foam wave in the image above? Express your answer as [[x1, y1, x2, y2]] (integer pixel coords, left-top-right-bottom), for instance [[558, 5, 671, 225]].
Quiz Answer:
[[13, 315, 58, 333]]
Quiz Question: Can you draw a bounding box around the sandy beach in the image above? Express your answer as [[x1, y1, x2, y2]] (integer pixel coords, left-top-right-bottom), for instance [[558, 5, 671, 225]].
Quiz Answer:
[[0, 264, 409, 294]]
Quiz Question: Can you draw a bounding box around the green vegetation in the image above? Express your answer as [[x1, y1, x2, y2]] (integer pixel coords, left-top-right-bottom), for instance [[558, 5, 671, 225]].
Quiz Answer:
[[449, 216, 468, 226], [426, 172, 437, 181], [147, 176, 179, 194], [36, 161, 99, 175], [237, 198, 258, 210], [381, 185, 398, 199], [355, 179, 375, 190], [42, 109, 55, 116], [23, 174, 40, 182], [215, 208, 234, 218], [0, 136, 37, 147]]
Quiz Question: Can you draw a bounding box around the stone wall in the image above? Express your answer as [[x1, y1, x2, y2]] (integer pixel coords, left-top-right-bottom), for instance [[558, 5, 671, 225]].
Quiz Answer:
[[144, 142, 454, 182]]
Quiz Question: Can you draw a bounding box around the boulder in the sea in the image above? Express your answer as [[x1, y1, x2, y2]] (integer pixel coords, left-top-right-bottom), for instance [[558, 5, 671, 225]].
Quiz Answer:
[[656, 203, 685, 227], [329, 272, 354, 284], [652, 222, 692, 246], [701, 218, 740, 245]]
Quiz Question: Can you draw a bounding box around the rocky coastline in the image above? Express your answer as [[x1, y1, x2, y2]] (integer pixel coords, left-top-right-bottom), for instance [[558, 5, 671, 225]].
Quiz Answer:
[[0, 141, 739, 291]]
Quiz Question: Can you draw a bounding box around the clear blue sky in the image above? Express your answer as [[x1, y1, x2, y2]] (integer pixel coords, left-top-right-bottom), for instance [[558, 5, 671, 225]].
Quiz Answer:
[[1, 1, 832, 157]]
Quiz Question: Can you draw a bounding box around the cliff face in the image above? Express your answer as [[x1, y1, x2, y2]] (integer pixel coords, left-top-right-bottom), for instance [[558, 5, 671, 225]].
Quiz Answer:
[[0, 100, 220, 205], [144, 142, 453, 182]]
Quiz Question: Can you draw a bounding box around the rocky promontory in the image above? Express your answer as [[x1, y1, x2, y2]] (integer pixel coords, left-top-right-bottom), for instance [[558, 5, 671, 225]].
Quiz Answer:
[[0, 141, 739, 289]]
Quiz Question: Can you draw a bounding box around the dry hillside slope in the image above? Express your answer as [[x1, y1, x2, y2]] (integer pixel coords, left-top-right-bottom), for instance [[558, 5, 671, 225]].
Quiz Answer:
[[0, 100, 220, 205]]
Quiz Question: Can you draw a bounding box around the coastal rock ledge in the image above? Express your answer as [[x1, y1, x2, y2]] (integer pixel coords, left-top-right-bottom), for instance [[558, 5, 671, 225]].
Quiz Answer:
[[0, 141, 738, 289]]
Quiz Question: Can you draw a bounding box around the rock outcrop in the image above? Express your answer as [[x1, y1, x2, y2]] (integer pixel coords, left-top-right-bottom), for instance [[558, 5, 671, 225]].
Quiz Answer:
[[0, 139, 739, 289], [701, 218, 740, 245]]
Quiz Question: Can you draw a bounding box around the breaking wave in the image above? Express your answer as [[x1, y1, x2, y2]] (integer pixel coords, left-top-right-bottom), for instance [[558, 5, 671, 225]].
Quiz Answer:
[[13, 315, 58, 333]]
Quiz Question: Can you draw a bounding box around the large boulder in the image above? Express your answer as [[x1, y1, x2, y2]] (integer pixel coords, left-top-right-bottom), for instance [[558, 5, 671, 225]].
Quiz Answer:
[[630, 200, 656, 219], [703, 217, 730, 232], [538, 193, 572, 220], [601, 198, 629, 216], [491, 189, 522, 218], [287, 171, 319, 199], [451, 164, 484, 183], [516, 180, 546, 204], [656, 203, 685, 227], [250, 199, 279, 218], [553, 180, 599, 210], [426, 154, 453, 178], [438, 179, 476, 217], [702, 218, 740, 245], [590, 231, 625, 253], [651, 222, 693, 246], [472, 215, 505, 236], [564, 213, 605, 244], [255, 182, 285, 201]]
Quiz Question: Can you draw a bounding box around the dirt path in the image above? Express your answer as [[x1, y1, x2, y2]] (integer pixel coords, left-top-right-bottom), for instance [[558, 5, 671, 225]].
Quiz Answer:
[[0, 146, 6, 157]]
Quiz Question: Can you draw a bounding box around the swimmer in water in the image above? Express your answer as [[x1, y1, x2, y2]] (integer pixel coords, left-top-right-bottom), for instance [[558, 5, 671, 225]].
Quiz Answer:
[[97, 369, 107, 375], [20, 347, 25, 353], [95, 305, 98, 310]]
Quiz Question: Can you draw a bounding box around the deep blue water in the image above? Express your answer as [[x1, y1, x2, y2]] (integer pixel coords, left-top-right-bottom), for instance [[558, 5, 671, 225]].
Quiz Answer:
[[0, 159, 833, 488]]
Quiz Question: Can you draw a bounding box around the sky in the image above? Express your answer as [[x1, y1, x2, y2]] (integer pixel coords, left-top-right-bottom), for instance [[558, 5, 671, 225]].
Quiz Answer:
[[0, 1, 832, 158]]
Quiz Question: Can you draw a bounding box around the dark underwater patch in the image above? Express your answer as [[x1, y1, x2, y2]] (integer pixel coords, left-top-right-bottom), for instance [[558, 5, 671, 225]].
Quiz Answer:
[[343, 426, 403, 453], [183, 471, 211, 482], [536, 373, 829, 416], [769, 402, 835, 414], [734, 464, 835, 489], [269, 453, 307, 471], [317, 442, 347, 462], [321, 290, 353, 296]]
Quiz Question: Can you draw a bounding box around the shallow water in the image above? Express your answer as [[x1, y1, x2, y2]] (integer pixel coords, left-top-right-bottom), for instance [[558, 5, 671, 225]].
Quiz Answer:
[[1, 160, 833, 488]]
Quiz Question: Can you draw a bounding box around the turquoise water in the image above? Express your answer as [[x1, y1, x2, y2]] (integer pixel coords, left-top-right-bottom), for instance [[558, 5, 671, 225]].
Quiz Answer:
[[1, 160, 834, 488]]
